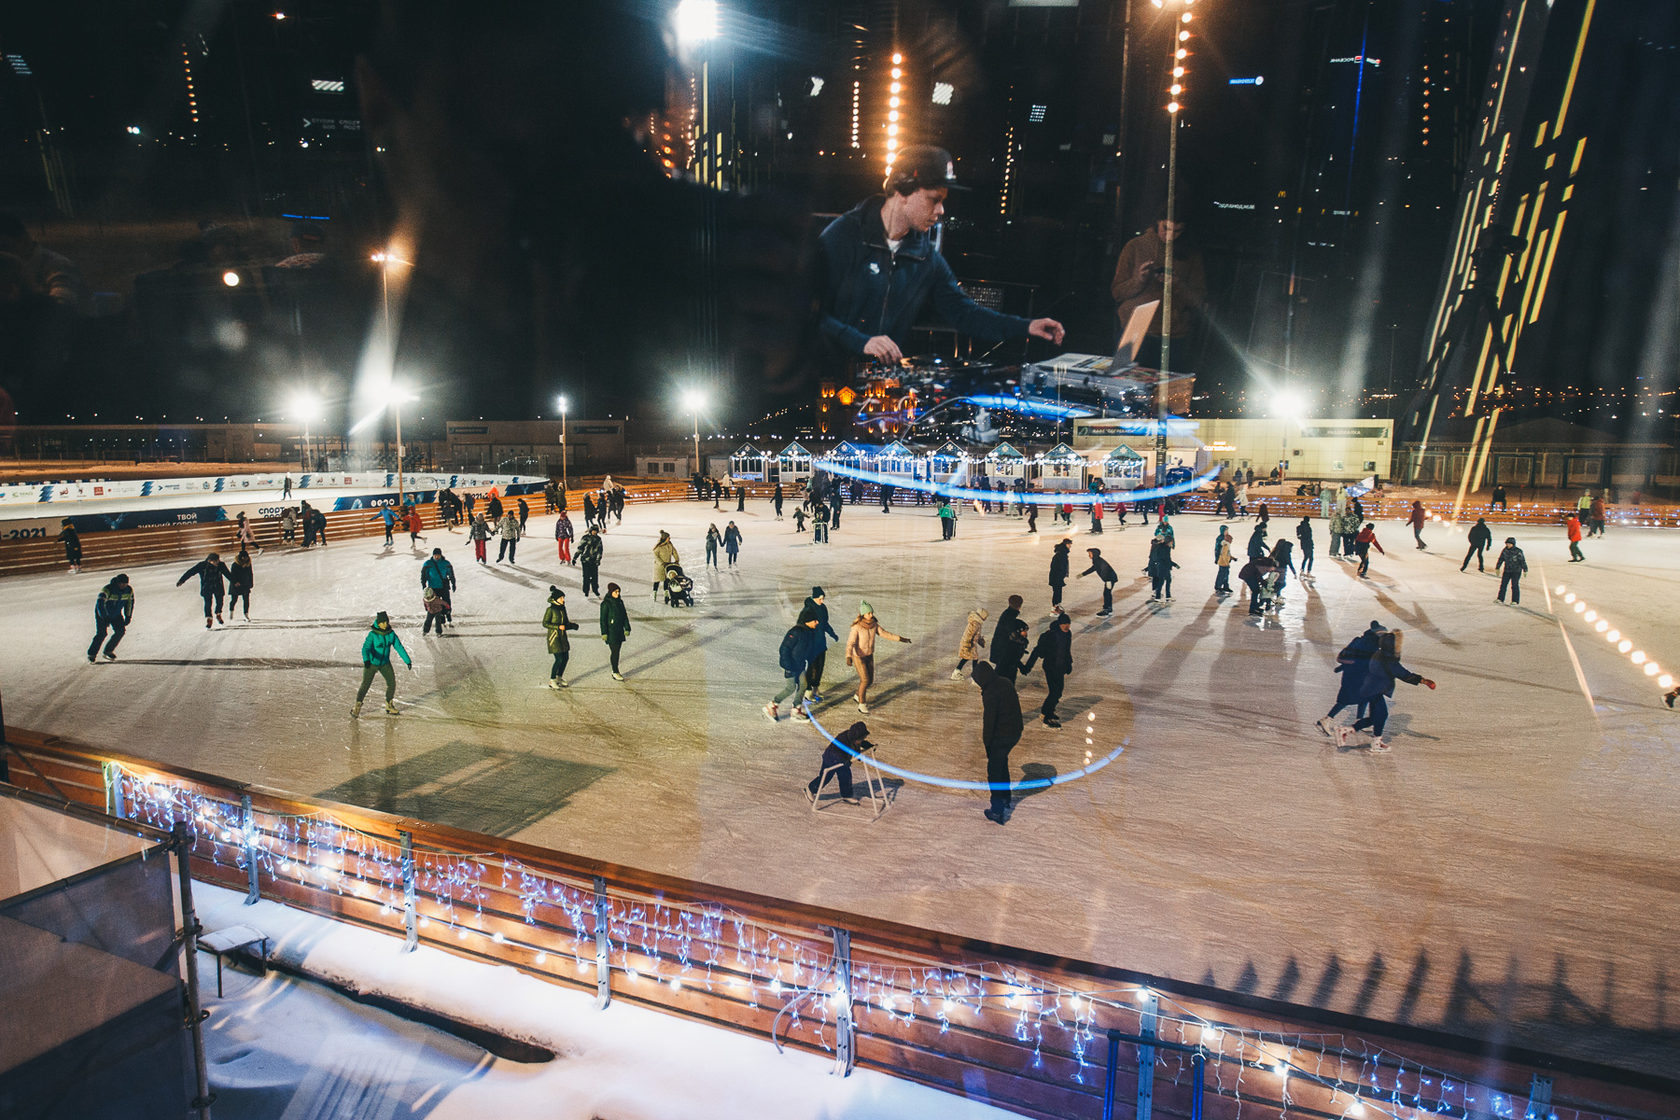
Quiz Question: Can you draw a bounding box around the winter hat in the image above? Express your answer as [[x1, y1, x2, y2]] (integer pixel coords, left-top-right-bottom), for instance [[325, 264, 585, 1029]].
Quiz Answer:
[[424, 587, 437, 601], [374, 611, 391, 626], [433, 548, 444, 556], [1505, 537, 1516, 544], [974, 607, 989, 620], [1368, 620, 1386, 632], [1006, 595, 1023, 609], [811, 585, 825, 600], [606, 582, 621, 595], [859, 599, 874, 616], [797, 602, 819, 625], [548, 585, 563, 599], [1054, 613, 1072, 627], [114, 573, 129, 585]]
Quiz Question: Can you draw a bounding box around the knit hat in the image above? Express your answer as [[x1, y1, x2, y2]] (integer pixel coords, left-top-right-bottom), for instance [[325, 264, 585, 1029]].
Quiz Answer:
[[811, 585, 825, 599], [859, 599, 873, 616], [424, 587, 437, 601], [549, 585, 563, 598], [1506, 537, 1516, 544], [797, 603, 819, 625], [374, 611, 390, 626], [1006, 595, 1023, 609]]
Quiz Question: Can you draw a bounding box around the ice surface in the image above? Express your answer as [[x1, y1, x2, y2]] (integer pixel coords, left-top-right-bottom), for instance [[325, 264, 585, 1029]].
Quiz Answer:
[[196, 883, 1007, 1119], [4, 496, 1677, 1076]]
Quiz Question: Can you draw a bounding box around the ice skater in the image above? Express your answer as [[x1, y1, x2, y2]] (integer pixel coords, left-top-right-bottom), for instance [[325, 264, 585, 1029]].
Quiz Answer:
[[773, 482, 784, 519], [1147, 530, 1178, 601], [1048, 538, 1071, 612], [578, 527, 604, 597], [1213, 526, 1234, 595], [352, 611, 412, 717], [705, 523, 721, 569], [652, 531, 680, 597], [991, 618, 1030, 681], [599, 583, 631, 681], [370, 505, 398, 548], [177, 552, 233, 628], [971, 661, 1022, 825], [801, 587, 840, 700], [1354, 522, 1383, 578], [1316, 620, 1385, 740], [57, 518, 82, 573], [228, 549, 254, 620], [1495, 536, 1527, 603], [766, 610, 823, 723], [406, 505, 427, 547], [556, 509, 574, 565], [807, 720, 874, 805], [87, 574, 133, 662], [1409, 501, 1428, 549], [1349, 629, 1436, 752], [235, 511, 262, 556], [496, 512, 522, 563], [844, 601, 911, 714], [723, 521, 743, 566], [542, 586, 579, 687], [1295, 517, 1314, 575], [1462, 517, 1493, 572], [1079, 547, 1118, 617], [1566, 514, 1585, 562], [469, 512, 490, 564], [952, 607, 989, 679], [421, 547, 457, 630], [1021, 613, 1073, 728]]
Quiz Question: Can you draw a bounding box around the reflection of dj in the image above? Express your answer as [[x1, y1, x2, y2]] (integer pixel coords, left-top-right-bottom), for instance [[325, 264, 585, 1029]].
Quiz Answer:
[[819, 145, 1065, 368], [1110, 208, 1205, 367]]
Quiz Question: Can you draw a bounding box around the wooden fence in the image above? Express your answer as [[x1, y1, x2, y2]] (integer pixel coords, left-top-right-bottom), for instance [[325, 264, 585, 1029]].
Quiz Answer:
[[1, 731, 1671, 1120]]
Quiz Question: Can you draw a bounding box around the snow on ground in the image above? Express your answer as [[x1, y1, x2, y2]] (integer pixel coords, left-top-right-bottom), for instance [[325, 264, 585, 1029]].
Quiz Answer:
[[196, 883, 1007, 1120], [3, 496, 1677, 1077]]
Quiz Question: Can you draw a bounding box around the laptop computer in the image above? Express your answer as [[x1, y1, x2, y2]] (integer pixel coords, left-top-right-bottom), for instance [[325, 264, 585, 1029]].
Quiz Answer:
[[1113, 299, 1160, 371]]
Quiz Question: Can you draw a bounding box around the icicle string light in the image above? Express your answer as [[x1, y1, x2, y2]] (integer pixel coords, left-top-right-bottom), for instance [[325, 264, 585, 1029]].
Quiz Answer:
[[112, 765, 1634, 1120]]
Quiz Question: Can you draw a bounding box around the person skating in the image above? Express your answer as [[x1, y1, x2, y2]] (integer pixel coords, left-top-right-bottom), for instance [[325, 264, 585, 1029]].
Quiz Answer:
[[352, 611, 412, 717], [542, 586, 580, 687], [1495, 536, 1527, 603], [772, 482, 784, 520], [1089, 496, 1104, 534], [990, 595, 1024, 655], [1295, 517, 1315, 576], [1409, 501, 1428, 550], [1566, 514, 1585, 562], [1026, 499, 1038, 534], [1589, 492, 1606, 538], [422, 585, 449, 635], [793, 507, 808, 533], [1462, 517, 1493, 572], [469, 512, 490, 564], [845, 601, 911, 713], [952, 607, 989, 679], [235, 510, 263, 556], [517, 497, 530, 535], [723, 521, 743, 567], [705, 523, 721, 569], [556, 509, 575, 565], [308, 505, 328, 547], [582, 493, 598, 533], [496, 512, 522, 563], [652, 530, 680, 598], [421, 547, 457, 626], [992, 618, 1030, 681], [1048, 538, 1072, 612], [1146, 531, 1178, 601], [406, 505, 427, 547], [228, 549, 255, 620], [1354, 522, 1383, 578], [578, 527, 604, 597], [1079, 547, 1118, 617], [487, 492, 504, 522], [829, 488, 842, 530], [1269, 539, 1296, 601], [1021, 613, 1073, 728], [937, 498, 955, 541], [971, 661, 1023, 825], [599, 583, 632, 681], [766, 610, 824, 722], [1246, 522, 1269, 562], [87, 574, 133, 662], [1349, 629, 1436, 752], [177, 552, 233, 628], [370, 505, 398, 548], [802, 587, 840, 700], [1315, 620, 1386, 739], [280, 507, 298, 544], [1213, 526, 1234, 595], [811, 499, 830, 543], [807, 720, 874, 804], [1237, 552, 1279, 616], [282, 474, 292, 500], [1490, 484, 1508, 511]]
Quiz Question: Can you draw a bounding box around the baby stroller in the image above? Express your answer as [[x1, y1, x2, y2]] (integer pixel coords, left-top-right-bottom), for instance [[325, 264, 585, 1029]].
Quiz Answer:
[[663, 562, 695, 608], [1254, 570, 1283, 614]]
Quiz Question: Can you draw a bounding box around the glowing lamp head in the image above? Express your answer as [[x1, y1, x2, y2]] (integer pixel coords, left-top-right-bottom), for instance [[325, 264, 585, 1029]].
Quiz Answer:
[[681, 389, 706, 414], [673, 0, 719, 46], [221, 270, 240, 287]]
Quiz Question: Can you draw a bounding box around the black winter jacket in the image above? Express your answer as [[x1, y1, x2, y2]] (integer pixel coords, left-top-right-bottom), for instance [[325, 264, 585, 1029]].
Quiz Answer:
[[971, 662, 1024, 749]]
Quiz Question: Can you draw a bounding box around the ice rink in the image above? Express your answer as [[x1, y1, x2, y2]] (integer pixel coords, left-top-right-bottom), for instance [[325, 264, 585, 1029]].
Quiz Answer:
[[3, 494, 1676, 1077]]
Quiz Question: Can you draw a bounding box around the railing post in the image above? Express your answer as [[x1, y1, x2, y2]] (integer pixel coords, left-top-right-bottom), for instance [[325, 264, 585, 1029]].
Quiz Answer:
[[829, 926, 855, 1076], [1191, 1051, 1205, 1120], [172, 822, 215, 1119], [593, 876, 612, 1009], [399, 830, 418, 952], [1525, 1074, 1554, 1120], [103, 760, 125, 819], [241, 794, 259, 905], [1136, 988, 1159, 1120], [1102, 1029, 1122, 1120]]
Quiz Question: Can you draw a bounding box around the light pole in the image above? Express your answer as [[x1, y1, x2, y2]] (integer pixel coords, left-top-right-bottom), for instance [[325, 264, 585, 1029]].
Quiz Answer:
[[557, 394, 569, 489], [290, 391, 322, 474], [682, 389, 706, 478], [389, 385, 418, 503], [1152, 0, 1196, 491], [1273, 390, 1304, 485]]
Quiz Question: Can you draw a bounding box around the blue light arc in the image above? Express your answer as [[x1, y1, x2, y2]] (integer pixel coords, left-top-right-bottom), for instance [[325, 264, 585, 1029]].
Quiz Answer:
[[805, 703, 1126, 793]]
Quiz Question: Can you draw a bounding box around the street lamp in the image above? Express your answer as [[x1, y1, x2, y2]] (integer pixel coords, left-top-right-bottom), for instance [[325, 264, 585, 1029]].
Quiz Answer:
[[681, 389, 706, 477], [556, 394, 569, 489], [289, 390, 322, 473], [1273, 389, 1305, 484]]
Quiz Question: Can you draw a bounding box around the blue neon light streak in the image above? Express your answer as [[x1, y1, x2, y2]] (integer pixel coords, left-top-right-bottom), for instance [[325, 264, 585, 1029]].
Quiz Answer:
[[805, 704, 1126, 793]]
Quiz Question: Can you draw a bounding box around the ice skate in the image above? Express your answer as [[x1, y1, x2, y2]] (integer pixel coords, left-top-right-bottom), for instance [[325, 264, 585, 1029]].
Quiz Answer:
[[762, 702, 779, 722], [1315, 717, 1336, 739], [547, 679, 562, 690], [611, 672, 625, 681], [104, 652, 116, 661], [86, 653, 96, 664], [1334, 725, 1355, 748], [351, 700, 362, 718], [384, 701, 400, 716], [950, 669, 964, 680], [216, 613, 224, 625], [792, 707, 811, 723], [983, 808, 1007, 825], [856, 700, 870, 714], [1369, 737, 1391, 753]]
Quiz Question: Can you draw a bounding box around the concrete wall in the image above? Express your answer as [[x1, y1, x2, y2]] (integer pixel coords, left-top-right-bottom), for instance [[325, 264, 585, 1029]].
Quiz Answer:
[[1073, 417, 1393, 481]]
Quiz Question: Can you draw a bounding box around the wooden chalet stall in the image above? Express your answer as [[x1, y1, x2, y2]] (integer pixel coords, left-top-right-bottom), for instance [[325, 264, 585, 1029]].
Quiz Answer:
[[1033, 443, 1089, 492], [1102, 444, 1147, 491], [729, 442, 768, 482], [775, 441, 813, 487], [927, 441, 972, 487], [985, 442, 1029, 486]]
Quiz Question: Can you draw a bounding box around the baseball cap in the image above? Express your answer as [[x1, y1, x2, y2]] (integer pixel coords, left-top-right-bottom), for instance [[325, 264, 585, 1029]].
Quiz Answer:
[[884, 145, 968, 193]]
